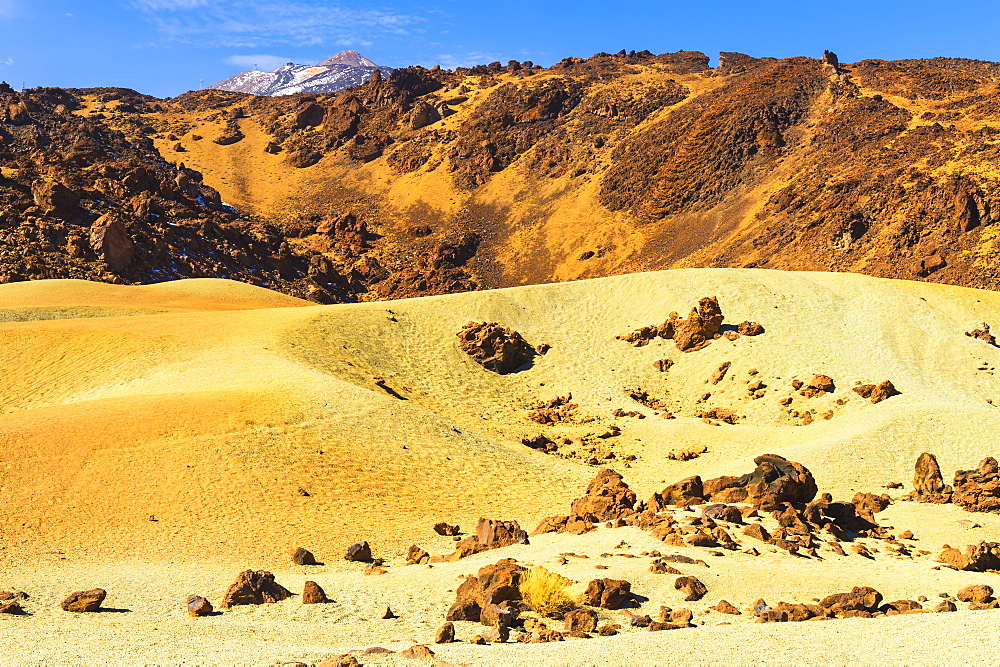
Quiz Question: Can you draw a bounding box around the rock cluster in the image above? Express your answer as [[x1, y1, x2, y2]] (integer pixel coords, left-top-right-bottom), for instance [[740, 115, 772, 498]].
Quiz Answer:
[[582, 578, 632, 608], [953, 457, 1000, 513], [532, 468, 636, 536], [617, 296, 728, 352], [966, 323, 997, 346], [852, 380, 897, 404], [937, 542, 1000, 571], [446, 559, 526, 623], [437, 518, 529, 561], [457, 322, 536, 373]]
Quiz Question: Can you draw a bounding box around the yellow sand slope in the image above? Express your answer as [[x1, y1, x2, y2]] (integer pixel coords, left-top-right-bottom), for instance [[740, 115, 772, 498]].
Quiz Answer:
[[2, 268, 1000, 565]]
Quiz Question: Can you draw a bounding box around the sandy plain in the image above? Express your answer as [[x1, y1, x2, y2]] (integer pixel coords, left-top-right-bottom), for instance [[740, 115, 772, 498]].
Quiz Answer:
[[2, 268, 1000, 664]]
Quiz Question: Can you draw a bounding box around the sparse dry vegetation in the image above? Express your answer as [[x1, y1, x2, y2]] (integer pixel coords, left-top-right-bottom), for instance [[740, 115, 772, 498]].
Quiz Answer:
[[519, 566, 580, 618]]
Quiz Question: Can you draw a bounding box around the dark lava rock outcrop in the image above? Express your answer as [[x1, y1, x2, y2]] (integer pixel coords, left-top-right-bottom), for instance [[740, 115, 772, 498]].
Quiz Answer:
[[457, 322, 535, 373]]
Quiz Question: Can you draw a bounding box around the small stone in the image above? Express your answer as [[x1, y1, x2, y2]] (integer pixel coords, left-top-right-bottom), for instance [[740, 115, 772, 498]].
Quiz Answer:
[[291, 547, 318, 565], [399, 645, 435, 659], [935, 600, 958, 613], [957, 584, 993, 603], [303, 581, 328, 604], [435, 622, 456, 644], [61, 589, 106, 612], [469, 635, 488, 645], [345, 541, 373, 562], [713, 599, 741, 615], [187, 595, 213, 616], [381, 606, 397, 619]]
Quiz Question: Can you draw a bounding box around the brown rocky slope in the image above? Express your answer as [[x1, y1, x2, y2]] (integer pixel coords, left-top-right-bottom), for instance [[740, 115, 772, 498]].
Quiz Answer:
[[7, 50, 1000, 300]]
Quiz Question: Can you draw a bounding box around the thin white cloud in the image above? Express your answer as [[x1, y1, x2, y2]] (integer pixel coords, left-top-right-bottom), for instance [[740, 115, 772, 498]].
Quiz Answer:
[[133, 0, 422, 49], [224, 54, 292, 71], [1, 57, 13, 68], [0, 0, 18, 21]]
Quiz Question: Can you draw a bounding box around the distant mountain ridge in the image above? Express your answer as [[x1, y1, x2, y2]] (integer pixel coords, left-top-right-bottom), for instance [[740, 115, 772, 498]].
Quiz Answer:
[[208, 50, 392, 97]]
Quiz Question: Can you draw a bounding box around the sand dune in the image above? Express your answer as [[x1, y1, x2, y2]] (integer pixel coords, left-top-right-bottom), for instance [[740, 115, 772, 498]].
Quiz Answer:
[[2, 268, 1000, 663]]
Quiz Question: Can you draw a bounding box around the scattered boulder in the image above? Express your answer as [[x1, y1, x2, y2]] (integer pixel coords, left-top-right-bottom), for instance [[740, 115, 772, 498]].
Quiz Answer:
[[303, 581, 328, 604], [905, 452, 953, 503], [410, 101, 442, 129], [446, 559, 527, 622], [457, 322, 535, 373], [0, 600, 22, 614], [700, 454, 818, 510], [852, 380, 897, 404], [617, 296, 725, 352], [447, 518, 529, 560], [318, 655, 360, 667], [564, 608, 598, 633], [434, 522, 460, 536], [713, 599, 741, 615], [187, 595, 213, 616], [674, 576, 707, 601], [743, 523, 771, 542], [220, 570, 292, 609], [400, 645, 435, 659], [61, 589, 106, 612], [957, 584, 994, 604], [966, 323, 997, 346], [435, 621, 456, 643], [737, 321, 765, 336], [703, 504, 742, 524], [407, 545, 430, 565], [568, 468, 637, 523], [345, 542, 373, 562], [583, 578, 631, 609], [819, 587, 882, 616], [213, 129, 244, 145], [953, 457, 1000, 513], [291, 547, 317, 565], [936, 600, 958, 612]]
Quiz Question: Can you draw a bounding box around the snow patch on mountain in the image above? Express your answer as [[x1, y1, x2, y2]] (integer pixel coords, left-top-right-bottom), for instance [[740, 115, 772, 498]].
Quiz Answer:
[[208, 50, 392, 97]]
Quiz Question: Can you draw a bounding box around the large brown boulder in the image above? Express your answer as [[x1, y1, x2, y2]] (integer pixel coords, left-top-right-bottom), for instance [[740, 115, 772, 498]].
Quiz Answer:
[[449, 518, 529, 559], [853, 380, 897, 404], [674, 576, 707, 601], [957, 584, 994, 603], [937, 542, 1000, 571], [446, 559, 527, 622], [819, 586, 882, 616], [410, 101, 442, 129], [303, 581, 328, 604], [703, 454, 817, 511], [434, 622, 456, 643], [345, 541, 373, 562], [583, 579, 631, 609], [659, 476, 705, 507], [62, 589, 106, 612], [569, 468, 637, 522], [905, 452, 952, 503], [564, 607, 598, 633], [32, 179, 81, 216], [291, 547, 318, 565], [953, 457, 1000, 513], [672, 296, 725, 351], [457, 322, 535, 373], [220, 570, 292, 609], [89, 214, 135, 270]]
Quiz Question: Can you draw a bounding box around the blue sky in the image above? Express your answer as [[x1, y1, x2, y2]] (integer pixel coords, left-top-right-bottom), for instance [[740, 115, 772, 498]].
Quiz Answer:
[[1, 1, 999, 98]]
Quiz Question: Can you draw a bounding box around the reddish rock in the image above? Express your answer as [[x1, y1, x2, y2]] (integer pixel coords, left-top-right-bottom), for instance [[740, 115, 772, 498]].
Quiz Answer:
[[966, 323, 997, 346], [303, 581, 328, 604], [819, 586, 882, 616], [659, 476, 705, 507], [291, 547, 317, 565], [434, 522, 460, 536], [673, 297, 725, 351], [89, 214, 135, 270], [703, 504, 743, 524], [531, 515, 569, 536], [737, 321, 765, 336], [853, 380, 897, 404], [583, 578, 632, 609], [345, 541, 373, 562], [564, 607, 598, 633], [61, 589, 106, 612], [457, 322, 535, 373], [435, 622, 456, 643], [220, 570, 292, 609], [569, 468, 637, 522], [187, 594, 213, 616], [957, 584, 994, 603], [701, 454, 817, 511], [713, 599, 741, 615], [447, 559, 527, 622], [399, 644, 435, 659], [407, 544, 430, 565], [953, 458, 1000, 513], [674, 576, 708, 601], [905, 452, 952, 503]]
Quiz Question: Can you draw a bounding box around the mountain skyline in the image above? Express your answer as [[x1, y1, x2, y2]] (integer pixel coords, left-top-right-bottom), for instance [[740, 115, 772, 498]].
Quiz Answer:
[[2, 1, 1000, 97], [207, 50, 392, 96]]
